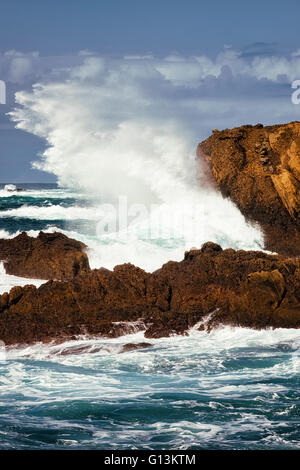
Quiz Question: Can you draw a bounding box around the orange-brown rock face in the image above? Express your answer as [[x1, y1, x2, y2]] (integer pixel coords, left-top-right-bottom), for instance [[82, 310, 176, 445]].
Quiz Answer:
[[0, 232, 90, 280], [0, 243, 299, 345], [197, 122, 300, 256]]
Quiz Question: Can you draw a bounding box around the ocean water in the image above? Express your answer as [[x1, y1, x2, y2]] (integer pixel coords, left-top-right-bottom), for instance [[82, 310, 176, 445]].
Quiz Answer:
[[0, 184, 299, 450]]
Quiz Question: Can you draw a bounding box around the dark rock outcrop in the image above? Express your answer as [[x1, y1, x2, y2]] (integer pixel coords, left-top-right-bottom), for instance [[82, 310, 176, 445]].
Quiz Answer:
[[0, 243, 299, 345], [197, 122, 300, 256], [120, 343, 152, 353], [0, 232, 90, 280]]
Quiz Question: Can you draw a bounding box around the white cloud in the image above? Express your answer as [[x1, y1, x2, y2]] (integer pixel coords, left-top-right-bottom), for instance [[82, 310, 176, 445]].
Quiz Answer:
[[124, 54, 154, 60], [4, 50, 39, 58], [1, 46, 300, 88], [70, 57, 106, 80], [8, 57, 33, 83]]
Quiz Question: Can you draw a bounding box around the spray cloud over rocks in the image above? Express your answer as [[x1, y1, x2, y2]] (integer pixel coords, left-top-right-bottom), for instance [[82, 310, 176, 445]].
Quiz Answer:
[[9, 55, 265, 269]]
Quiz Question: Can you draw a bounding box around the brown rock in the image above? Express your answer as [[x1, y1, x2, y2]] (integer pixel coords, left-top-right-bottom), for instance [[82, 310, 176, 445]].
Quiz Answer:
[[197, 122, 300, 256], [120, 342, 152, 353], [0, 244, 298, 345], [58, 344, 105, 356], [0, 231, 90, 280]]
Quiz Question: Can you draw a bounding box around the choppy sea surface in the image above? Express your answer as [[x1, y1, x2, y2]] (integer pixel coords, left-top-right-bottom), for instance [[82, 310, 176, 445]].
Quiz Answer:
[[0, 183, 299, 450]]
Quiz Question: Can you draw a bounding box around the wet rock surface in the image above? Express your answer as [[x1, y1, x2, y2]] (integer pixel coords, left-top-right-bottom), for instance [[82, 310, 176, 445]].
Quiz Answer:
[[0, 231, 91, 280], [120, 343, 152, 353], [0, 243, 299, 345], [197, 122, 300, 256]]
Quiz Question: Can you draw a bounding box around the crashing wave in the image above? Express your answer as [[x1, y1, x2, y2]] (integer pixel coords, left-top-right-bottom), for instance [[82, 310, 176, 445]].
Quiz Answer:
[[4, 184, 24, 192]]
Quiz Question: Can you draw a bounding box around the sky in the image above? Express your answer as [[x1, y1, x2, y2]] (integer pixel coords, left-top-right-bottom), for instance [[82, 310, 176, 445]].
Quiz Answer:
[[1, 0, 300, 183]]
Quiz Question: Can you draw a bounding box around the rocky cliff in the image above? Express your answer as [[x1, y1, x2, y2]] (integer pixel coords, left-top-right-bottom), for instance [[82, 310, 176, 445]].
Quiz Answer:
[[0, 121, 299, 346], [197, 122, 300, 256], [0, 232, 90, 280], [0, 242, 299, 345]]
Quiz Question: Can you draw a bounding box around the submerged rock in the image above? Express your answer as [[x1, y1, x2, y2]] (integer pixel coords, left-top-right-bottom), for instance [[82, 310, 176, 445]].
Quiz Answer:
[[0, 243, 299, 345], [4, 184, 24, 192], [120, 342, 152, 353], [197, 122, 300, 256], [0, 231, 90, 280]]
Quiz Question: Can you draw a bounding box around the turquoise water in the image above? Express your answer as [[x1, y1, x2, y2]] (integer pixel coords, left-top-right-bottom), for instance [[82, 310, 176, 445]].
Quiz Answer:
[[0, 329, 299, 450], [0, 184, 299, 450]]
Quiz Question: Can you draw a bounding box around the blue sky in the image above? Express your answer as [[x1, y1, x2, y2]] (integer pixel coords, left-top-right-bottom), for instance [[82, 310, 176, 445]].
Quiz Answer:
[[1, 0, 300, 182], [1, 0, 299, 56]]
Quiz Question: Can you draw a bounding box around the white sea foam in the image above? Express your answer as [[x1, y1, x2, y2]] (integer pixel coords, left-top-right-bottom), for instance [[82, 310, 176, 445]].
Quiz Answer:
[[0, 198, 263, 273], [6, 325, 300, 362], [0, 204, 101, 220], [0, 188, 87, 199], [0, 226, 75, 240], [0, 325, 298, 449], [3, 184, 17, 192], [0, 262, 46, 295]]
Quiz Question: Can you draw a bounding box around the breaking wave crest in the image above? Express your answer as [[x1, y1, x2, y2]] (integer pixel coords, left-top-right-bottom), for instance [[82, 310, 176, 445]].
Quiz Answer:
[[9, 59, 264, 270]]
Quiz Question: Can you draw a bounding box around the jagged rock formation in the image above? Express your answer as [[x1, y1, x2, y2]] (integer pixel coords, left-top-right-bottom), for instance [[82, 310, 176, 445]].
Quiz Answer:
[[0, 121, 299, 346], [0, 242, 299, 345], [0, 232, 90, 280], [197, 122, 300, 256]]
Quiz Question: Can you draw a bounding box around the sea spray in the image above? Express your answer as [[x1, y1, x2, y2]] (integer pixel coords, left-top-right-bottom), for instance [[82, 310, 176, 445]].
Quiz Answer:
[[9, 59, 264, 270]]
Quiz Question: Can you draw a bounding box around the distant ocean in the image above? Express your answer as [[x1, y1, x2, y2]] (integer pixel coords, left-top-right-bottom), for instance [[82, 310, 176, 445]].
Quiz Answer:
[[0, 183, 299, 450]]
